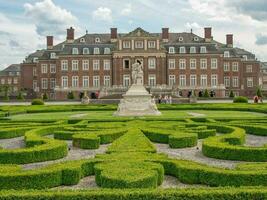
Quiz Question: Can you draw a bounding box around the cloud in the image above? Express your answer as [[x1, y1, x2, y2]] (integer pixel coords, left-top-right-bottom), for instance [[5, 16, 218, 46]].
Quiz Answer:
[[24, 0, 77, 36], [121, 4, 132, 16], [255, 34, 267, 45], [9, 40, 20, 48], [92, 7, 112, 22], [185, 22, 201, 31]]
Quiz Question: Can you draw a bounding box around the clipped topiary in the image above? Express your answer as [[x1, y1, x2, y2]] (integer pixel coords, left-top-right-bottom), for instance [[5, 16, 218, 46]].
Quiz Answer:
[[203, 89, 210, 98], [229, 90, 235, 98], [67, 91, 75, 100], [31, 99, 44, 105], [42, 93, 48, 101], [233, 96, 248, 103], [256, 87, 263, 98]]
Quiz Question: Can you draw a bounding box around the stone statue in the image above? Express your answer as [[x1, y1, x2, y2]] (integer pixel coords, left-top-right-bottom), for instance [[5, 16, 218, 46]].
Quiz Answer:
[[131, 61, 143, 85]]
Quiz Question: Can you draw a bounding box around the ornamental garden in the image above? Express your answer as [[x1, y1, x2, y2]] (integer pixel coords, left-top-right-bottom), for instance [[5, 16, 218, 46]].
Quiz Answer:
[[0, 103, 266, 199]]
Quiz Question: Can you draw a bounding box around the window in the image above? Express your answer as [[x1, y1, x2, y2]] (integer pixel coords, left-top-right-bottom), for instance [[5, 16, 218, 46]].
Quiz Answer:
[[80, 38, 85, 43], [33, 80, 38, 91], [33, 57, 38, 63], [83, 76, 89, 87], [148, 74, 156, 86], [168, 59, 175, 69], [50, 53, 56, 59], [1, 79, 5, 84], [94, 48, 100, 54], [72, 60, 79, 71], [123, 75, 130, 87], [200, 59, 207, 69], [104, 76, 110, 87], [72, 76, 79, 87], [169, 47, 175, 54], [211, 74, 217, 87], [72, 48, 79, 55], [224, 51, 230, 58], [123, 41, 131, 49], [95, 37, 101, 43], [179, 75, 186, 86], [194, 37, 199, 41], [242, 55, 248, 61], [224, 76, 230, 87], [190, 75, 197, 86], [33, 67, 37, 76], [148, 58, 156, 69], [83, 48, 89, 55], [62, 76, 68, 88], [247, 77, 253, 87], [148, 41, 156, 48], [50, 78, 56, 89], [200, 75, 207, 86], [93, 76, 100, 87], [224, 62, 230, 71], [190, 59, 196, 69], [41, 78, 48, 89], [200, 46, 207, 53], [61, 60, 68, 71], [178, 37, 183, 42], [179, 59, 186, 69], [13, 78, 18, 84], [8, 78, 12, 84], [233, 76, 239, 87], [232, 62, 239, 71], [190, 47, 196, 54], [82, 60, 89, 71], [211, 58, 218, 69], [123, 59, 130, 69], [93, 60, 100, 70], [179, 46, 186, 54], [104, 48, 110, 54], [246, 65, 252, 72], [169, 75, 176, 86], [135, 41, 143, 49], [41, 64, 47, 74], [104, 60, 111, 70], [50, 64, 56, 73]]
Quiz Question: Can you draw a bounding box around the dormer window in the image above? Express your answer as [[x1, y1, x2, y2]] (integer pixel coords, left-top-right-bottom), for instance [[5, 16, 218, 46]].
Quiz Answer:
[[104, 48, 111, 54], [169, 47, 175, 54], [72, 48, 79, 55], [224, 51, 230, 58], [194, 37, 199, 41], [33, 57, 38, 63], [243, 55, 248, 61], [148, 41, 156, 48], [200, 46, 207, 54], [178, 37, 183, 42], [83, 48, 89, 55], [94, 47, 100, 54], [80, 38, 85, 43], [123, 41, 131, 49], [50, 52, 56, 59], [190, 47, 196, 54], [95, 37, 101, 43], [180, 46, 186, 54], [135, 41, 144, 49]]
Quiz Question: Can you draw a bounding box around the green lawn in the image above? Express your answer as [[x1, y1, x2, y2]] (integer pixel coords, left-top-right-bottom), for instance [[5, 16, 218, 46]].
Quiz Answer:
[[8, 110, 267, 121]]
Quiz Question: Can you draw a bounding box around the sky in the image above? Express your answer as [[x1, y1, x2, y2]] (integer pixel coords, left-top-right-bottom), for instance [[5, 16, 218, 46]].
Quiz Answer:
[[0, 0, 267, 69]]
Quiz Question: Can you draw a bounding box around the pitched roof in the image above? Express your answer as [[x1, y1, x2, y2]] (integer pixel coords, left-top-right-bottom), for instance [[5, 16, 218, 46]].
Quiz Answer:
[[0, 64, 21, 76]]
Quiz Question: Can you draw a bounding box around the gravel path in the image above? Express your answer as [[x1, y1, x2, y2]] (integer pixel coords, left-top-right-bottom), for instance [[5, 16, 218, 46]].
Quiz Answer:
[[160, 175, 207, 188], [245, 134, 267, 147], [0, 137, 25, 149], [156, 140, 242, 169], [187, 112, 206, 117]]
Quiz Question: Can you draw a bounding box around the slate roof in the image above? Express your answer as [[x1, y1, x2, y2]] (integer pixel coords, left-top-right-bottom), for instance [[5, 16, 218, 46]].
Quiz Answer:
[[0, 64, 21, 76]]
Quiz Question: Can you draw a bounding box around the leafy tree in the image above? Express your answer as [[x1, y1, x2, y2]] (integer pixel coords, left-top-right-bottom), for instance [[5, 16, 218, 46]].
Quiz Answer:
[[229, 90, 235, 98], [17, 91, 25, 101], [42, 93, 48, 101], [67, 91, 75, 100], [3, 85, 9, 101], [203, 89, 210, 98], [256, 87, 263, 98]]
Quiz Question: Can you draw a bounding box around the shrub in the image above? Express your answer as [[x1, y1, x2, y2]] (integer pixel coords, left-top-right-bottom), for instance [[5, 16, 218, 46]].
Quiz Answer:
[[229, 90, 235, 98], [42, 93, 48, 100], [233, 96, 248, 103], [67, 91, 75, 100], [31, 99, 44, 105], [17, 91, 25, 101], [203, 89, 210, 98]]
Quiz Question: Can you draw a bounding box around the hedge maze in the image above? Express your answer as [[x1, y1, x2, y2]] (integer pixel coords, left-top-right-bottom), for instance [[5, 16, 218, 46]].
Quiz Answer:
[[0, 105, 266, 199]]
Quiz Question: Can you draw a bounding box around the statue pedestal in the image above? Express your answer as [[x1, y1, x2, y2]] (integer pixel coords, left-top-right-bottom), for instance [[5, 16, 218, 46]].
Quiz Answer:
[[114, 84, 161, 116]]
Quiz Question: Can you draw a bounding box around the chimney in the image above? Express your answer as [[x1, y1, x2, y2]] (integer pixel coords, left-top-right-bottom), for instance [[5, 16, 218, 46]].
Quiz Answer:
[[46, 36, 53, 49], [110, 28, 117, 42], [204, 27, 212, 42], [67, 27, 75, 43], [162, 28, 169, 42], [226, 34, 233, 48]]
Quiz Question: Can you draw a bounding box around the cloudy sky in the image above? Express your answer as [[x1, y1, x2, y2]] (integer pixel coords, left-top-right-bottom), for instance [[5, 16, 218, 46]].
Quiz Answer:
[[0, 0, 267, 69]]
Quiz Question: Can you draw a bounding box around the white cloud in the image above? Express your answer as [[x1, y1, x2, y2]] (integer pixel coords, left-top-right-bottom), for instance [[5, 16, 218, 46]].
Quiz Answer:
[[121, 4, 132, 16], [92, 7, 112, 22], [24, 0, 77, 36], [185, 22, 201, 32]]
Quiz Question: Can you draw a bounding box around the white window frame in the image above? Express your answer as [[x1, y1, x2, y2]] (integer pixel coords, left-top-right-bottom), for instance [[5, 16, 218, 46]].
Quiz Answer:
[[72, 48, 79, 55], [104, 60, 111, 70], [93, 76, 100, 87], [83, 76, 89, 88], [169, 47, 175, 54], [104, 76, 111, 87], [82, 60, 89, 71], [41, 78, 48, 89], [50, 52, 56, 59], [200, 59, 207, 69], [247, 77, 253, 87], [168, 59, 175, 69], [50, 78, 56, 89], [123, 75, 131, 87], [148, 74, 156, 87], [224, 76, 230, 87], [190, 59, 196, 69], [224, 51, 230, 58], [211, 74, 218, 87], [179, 59, 186, 70], [83, 48, 89, 55], [224, 62, 230, 72], [50, 64, 56, 73], [179, 46, 186, 54], [246, 65, 252, 73], [169, 75, 176, 86], [200, 46, 207, 54], [104, 48, 110, 54], [200, 74, 207, 86], [190, 75, 197, 86], [232, 62, 239, 72], [123, 41, 131, 49], [233, 76, 239, 88], [93, 60, 100, 70], [148, 58, 156, 69], [190, 47, 196, 54], [72, 76, 79, 88], [148, 41, 156, 48], [41, 64, 47, 74], [72, 60, 79, 71], [179, 75, 186, 87], [61, 60, 68, 71], [62, 76, 68, 88], [94, 48, 100, 55], [135, 41, 144, 49], [211, 58, 218, 69]]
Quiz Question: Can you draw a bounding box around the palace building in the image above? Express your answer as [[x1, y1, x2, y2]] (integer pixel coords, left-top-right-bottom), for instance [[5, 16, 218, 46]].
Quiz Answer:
[[14, 27, 262, 100]]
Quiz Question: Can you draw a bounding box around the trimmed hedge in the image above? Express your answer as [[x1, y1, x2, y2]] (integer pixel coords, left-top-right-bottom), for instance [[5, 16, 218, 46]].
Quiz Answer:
[[31, 99, 44, 105], [0, 127, 32, 139], [73, 133, 100, 149], [233, 96, 248, 103]]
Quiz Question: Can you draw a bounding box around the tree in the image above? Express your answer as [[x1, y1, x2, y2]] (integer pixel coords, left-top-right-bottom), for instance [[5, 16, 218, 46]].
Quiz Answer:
[[256, 87, 263, 98], [203, 89, 210, 98], [67, 91, 75, 100], [42, 93, 48, 101], [17, 91, 25, 101], [229, 90, 235, 98], [3, 85, 9, 101]]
